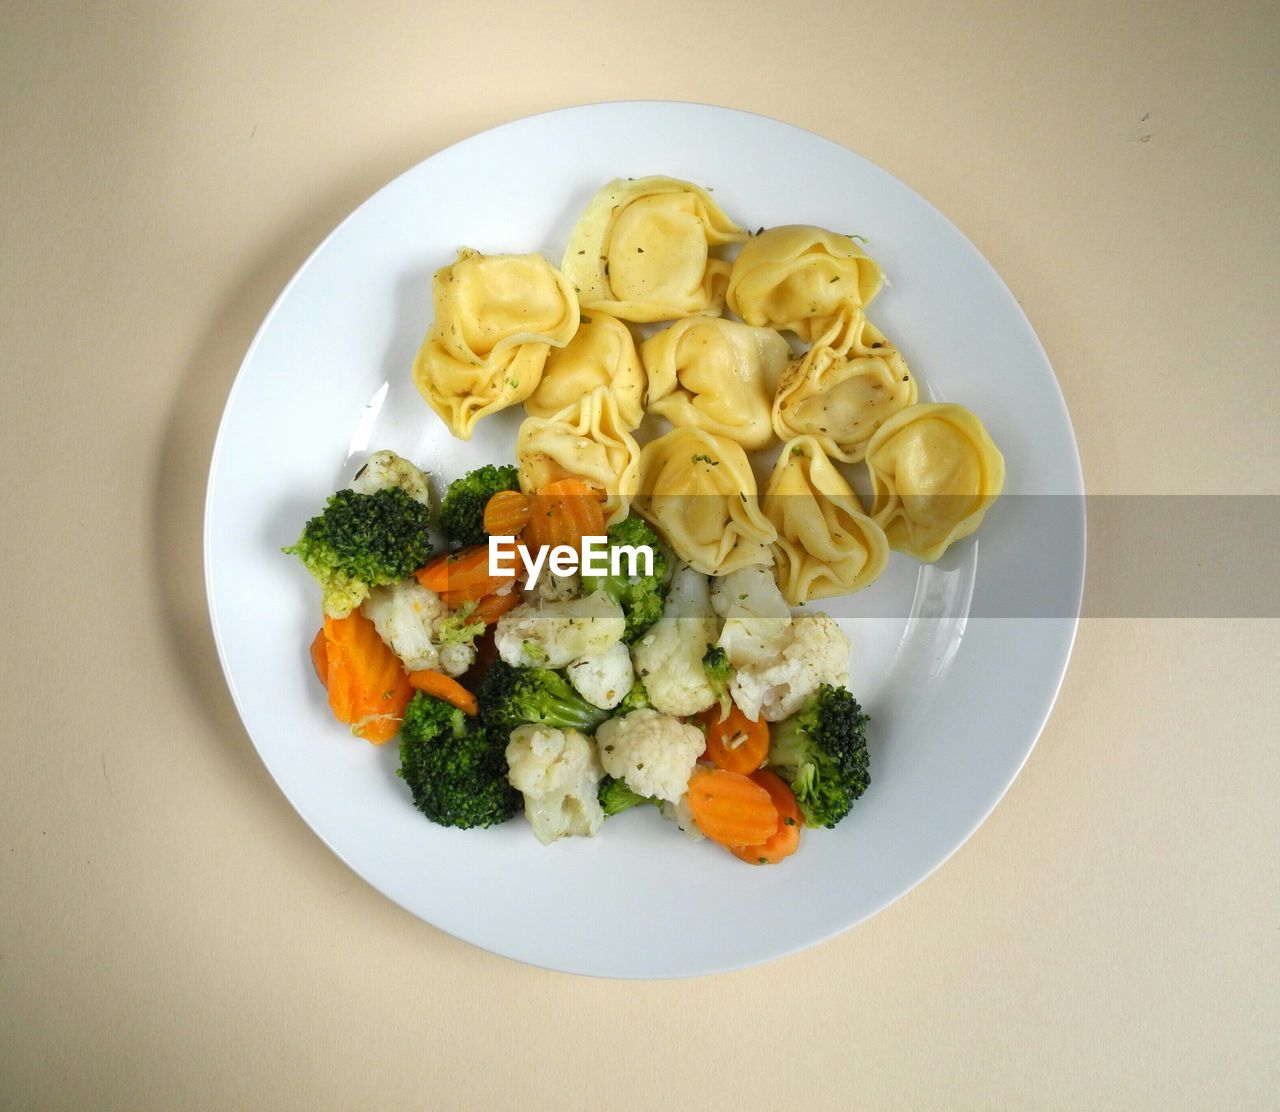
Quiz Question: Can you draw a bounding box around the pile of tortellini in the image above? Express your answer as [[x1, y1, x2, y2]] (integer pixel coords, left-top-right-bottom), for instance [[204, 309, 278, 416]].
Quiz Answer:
[[413, 176, 1006, 602]]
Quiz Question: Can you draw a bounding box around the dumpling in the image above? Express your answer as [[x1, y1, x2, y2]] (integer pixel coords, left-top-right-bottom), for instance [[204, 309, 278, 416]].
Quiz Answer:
[[862, 402, 1005, 562], [727, 225, 883, 342], [562, 176, 747, 323], [772, 313, 917, 463], [524, 311, 645, 430], [413, 248, 579, 439], [641, 318, 790, 451], [515, 387, 641, 526], [763, 436, 889, 602], [633, 427, 777, 576]]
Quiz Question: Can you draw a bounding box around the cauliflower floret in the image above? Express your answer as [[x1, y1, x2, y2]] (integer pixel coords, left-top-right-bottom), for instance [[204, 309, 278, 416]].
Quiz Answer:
[[534, 571, 581, 603], [595, 708, 705, 803], [350, 449, 432, 508], [630, 565, 718, 716], [659, 794, 705, 842], [361, 580, 477, 676], [731, 612, 851, 721], [711, 564, 792, 668], [505, 724, 605, 845], [494, 592, 625, 669], [566, 641, 634, 710]]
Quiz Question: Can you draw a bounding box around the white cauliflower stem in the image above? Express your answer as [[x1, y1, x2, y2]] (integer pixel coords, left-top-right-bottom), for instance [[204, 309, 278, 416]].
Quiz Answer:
[[350, 449, 432, 508], [731, 612, 850, 721], [595, 708, 705, 803], [631, 565, 718, 716], [711, 564, 792, 668], [494, 592, 625, 669], [361, 580, 476, 676], [505, 724, 605, 844], [567, 641, 635, 709], [659, 794, 706, 842]]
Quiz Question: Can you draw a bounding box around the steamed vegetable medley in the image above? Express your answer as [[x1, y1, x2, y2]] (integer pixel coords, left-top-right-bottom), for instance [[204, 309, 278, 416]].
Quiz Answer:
[[287, 453, 870, 864]]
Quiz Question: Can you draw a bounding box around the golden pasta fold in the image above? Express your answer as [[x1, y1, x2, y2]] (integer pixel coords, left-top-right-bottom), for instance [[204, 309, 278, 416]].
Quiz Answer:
[[562, 177, 747, 323], [772, 313, 917, 462], [413, 248, 579, 439], [642, 317, 790, 451], [524, 311, 645, 430], [633, 427, 776, 576], [727, 225, 883, 342], [763, 437, 889, 603], [862, 402, 1005, 562], [515, 387, 641, 526]]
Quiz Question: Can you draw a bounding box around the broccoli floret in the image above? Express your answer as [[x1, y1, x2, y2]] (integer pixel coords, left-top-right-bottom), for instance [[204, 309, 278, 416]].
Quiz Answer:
[[701, 645, 734, 721], [617, 677, 652, 714], [439, 464, 519, 549], [580, 516, 669, 642], [284, 487, 433, 617], [397, 691, 518, 828], [598, 774, 657, 817], [477, 660, 612, 736], [767, 683, 870, 829]]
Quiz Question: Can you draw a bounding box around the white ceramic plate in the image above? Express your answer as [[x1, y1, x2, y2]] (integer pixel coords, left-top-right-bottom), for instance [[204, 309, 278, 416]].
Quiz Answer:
[[205, 102, 1084, 978]]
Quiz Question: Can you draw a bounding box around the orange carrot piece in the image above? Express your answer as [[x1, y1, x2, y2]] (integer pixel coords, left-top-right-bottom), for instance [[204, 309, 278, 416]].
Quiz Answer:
[[483, 489, 532, 537], [731, 771, 803, 865], [416, 545, 515, 598], [407, 670, 478, 716], [699, 703, 770, 776], [470, 590, 520, 626], [321, 611, 413, 744], [353, 716, 403, 745], [686, 767, 779, 848], [525, 478, 607, 553], [309, 628, 328, 687]]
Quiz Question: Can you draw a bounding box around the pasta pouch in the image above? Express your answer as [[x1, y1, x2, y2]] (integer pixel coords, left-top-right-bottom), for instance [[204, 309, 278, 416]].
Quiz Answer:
[[763, 436, 889, 603], [772, 312, 916, 462], [562, 177, 747, 323], [642, 317, 790, 451], [516, 387, 642, 526], [862, 402, 1005, 562], [727, 225, 883, 341], [414, 248, 579, 438], [633, 427, 776, 576]]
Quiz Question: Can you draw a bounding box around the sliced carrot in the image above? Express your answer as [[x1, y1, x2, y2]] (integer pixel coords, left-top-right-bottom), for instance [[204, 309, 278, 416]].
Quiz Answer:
[[731, 771, 803, 865], [699, 703, 770, 776], [470, 590, 520, 626], [407, 669, 478, 716], [309, 628, 328, 687], [525, 478, 607, 553], [321, 610, 413, 744], [416, 544, 516, 599], [483, 489, 532, 537], [352, 715, 403, 745], [686, 767, 779, 848]]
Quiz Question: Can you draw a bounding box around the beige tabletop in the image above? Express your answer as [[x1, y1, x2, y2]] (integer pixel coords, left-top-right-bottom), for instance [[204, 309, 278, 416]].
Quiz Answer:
[[2, 2, 1277, 1108]]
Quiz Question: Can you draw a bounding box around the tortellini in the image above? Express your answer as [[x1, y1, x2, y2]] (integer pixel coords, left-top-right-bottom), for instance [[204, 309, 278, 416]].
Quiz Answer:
[[763, 437, 889, 603], [862, 402, 1005, 562], [772, 313, 917, 463], [562, 176, 747, 323], [515, 387, 641, 526], [633, 427, 777, 577], [727, 225, 883, 341], [524, 311, 645, 430], [641, 318, 790, 451], [413, 248, 579, 439]]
